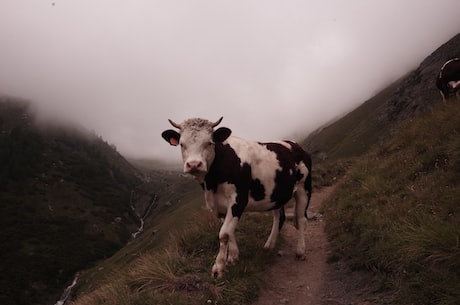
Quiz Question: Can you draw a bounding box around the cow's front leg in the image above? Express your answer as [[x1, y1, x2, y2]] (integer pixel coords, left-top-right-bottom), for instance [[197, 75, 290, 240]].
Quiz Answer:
[[211, 211, 239, 278]]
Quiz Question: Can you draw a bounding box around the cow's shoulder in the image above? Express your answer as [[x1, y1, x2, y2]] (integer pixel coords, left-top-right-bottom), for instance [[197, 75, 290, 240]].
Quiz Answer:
[[205, 138, 249, 191], [226, 137, 280, 165]]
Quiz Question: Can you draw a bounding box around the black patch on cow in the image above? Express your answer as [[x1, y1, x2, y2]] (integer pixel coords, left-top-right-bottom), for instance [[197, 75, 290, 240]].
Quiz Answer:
[[295, 169, 304, 181], [231, 202, 245, 219], [204, 143, 251, 218], [250, 178, 265, 201], [204, 143, 244, 192], [263, 142, 297, 208]]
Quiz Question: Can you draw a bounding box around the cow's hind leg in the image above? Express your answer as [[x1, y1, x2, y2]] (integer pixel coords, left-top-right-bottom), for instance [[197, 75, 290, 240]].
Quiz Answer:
[[293, 188, 308, 260], [263, 208, 284, 249]]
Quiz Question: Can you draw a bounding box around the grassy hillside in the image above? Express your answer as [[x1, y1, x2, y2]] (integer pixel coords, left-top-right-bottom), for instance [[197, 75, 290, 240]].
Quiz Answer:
[[302, 79, 401, 163], [66, 164, 280, 305], [71, 207, 277, 305], [303, 32, 460, 164], [323, 99, 460, 305], [0, 98, 143, 305], [304, 33, 460, 305]]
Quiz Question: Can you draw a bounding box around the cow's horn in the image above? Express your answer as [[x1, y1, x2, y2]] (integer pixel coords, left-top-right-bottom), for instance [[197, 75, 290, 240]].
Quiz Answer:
[[168, 119, 182, 129], [211, 116, 223, 128]]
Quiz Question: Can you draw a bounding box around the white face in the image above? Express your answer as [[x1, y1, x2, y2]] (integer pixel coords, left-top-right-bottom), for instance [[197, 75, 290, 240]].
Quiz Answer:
[[179, 128, 216, 176]]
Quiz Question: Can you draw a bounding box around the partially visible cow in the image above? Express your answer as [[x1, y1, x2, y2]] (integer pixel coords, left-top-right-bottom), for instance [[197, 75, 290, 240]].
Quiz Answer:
[[162, 117, 312, 278], [436, 58, 460, 101]]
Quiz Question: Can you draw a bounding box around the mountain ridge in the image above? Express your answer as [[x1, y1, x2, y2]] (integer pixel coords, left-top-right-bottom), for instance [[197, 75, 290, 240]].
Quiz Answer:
[[0, 97, 144, 305], [302, 32, 460, 163]]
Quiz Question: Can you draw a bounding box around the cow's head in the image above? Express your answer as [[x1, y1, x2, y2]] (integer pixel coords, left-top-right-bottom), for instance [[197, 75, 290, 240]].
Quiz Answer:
[[161, 117, 231, 178]]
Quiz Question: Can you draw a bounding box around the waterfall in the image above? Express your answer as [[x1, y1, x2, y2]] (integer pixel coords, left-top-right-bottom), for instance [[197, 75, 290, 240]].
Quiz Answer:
[[54, 273, 79, 305], [131, 193, 157, 239]]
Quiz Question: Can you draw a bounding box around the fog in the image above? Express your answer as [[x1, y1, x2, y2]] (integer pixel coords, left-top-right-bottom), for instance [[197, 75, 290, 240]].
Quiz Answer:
[[1, 1, 459, 160]]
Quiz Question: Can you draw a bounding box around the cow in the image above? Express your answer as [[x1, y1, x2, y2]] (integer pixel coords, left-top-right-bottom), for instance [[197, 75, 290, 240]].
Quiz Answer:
[[161, 117, 312, 278], [436, 58, 460, 101]]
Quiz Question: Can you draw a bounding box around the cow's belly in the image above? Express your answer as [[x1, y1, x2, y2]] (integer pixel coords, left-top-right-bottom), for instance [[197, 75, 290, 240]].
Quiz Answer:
[[245, 198, 278, 212], [204, 183, 283, 215]]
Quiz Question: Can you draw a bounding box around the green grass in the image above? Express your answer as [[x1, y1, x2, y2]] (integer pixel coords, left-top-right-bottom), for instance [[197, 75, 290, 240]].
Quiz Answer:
[[323, 100, 460, 305]]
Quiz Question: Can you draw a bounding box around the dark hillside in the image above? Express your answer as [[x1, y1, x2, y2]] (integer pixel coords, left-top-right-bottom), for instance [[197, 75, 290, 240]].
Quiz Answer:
[[303, 32, 460, 163], [0, 97, 142, 305]]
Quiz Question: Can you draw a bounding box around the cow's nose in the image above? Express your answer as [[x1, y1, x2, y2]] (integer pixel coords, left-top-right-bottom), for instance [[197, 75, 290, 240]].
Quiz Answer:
[[185, 161, 203, 172]]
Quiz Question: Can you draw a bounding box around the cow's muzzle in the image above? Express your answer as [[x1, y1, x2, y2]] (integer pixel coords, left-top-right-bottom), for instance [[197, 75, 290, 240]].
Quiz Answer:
[[185, 161, 206, 174]]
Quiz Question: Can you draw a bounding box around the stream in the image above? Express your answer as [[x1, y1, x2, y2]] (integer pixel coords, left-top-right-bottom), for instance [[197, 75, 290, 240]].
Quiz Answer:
[[53, 191, 157, 305], [131, 193, 157, 238], [54, 273, 79, 305]]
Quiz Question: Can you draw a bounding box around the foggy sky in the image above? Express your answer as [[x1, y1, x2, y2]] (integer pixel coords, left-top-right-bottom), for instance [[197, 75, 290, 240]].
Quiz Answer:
[[1, 1, 459, 160]]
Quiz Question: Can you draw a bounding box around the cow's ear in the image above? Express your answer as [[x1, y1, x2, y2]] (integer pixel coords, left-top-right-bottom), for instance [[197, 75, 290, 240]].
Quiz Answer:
[[161, 130, 180, 146], [213, 127, 231, 143]]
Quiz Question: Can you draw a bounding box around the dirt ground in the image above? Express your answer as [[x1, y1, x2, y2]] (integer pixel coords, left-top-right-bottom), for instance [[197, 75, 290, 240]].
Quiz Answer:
[[251, 185, 389, 305]]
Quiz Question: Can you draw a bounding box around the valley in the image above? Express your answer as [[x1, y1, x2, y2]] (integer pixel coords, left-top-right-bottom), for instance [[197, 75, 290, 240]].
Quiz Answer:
[[1, 32, 459, 305]]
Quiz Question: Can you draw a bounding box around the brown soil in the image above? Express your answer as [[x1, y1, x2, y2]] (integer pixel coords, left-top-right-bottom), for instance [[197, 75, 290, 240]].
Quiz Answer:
[[251, 185, 389, 305]]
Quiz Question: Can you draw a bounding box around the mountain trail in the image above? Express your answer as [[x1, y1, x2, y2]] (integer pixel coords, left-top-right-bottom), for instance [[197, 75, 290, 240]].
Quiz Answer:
[[251, 185, 387, 305]]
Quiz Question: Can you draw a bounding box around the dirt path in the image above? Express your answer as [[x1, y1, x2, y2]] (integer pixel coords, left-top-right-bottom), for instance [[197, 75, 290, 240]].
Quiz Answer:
[[252, 185, 383, 305]]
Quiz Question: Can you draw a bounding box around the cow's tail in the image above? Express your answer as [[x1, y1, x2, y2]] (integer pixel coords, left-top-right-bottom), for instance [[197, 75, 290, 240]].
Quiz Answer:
[[278, 206, 286, 230], [304, 155, 313, 220]]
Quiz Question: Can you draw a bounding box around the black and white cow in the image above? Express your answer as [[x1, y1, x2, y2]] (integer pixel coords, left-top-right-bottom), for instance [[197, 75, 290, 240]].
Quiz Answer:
[[162, 117, 312, 278], [436, 58, 460, 101]]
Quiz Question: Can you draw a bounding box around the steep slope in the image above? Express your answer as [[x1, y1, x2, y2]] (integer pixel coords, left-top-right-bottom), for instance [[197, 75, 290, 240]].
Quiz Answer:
[[299, 33, 460, 305], [323, 97, 460, 305], [0, 98, 142, 305], [303, 32, 460, 163]]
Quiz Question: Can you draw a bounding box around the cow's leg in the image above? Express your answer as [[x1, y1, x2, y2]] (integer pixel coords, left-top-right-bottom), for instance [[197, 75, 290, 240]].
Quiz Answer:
[[263, 209, 281, 249], [440, 90, 446, 103], [293, 188, 308, 260], [211, 211, 239, 278], [444, 87, 450, 100]]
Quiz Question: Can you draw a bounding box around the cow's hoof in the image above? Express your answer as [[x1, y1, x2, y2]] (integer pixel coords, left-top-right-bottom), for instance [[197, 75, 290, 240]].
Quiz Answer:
[[212, 270, 224, 279], [211, 264, 225, 279]]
